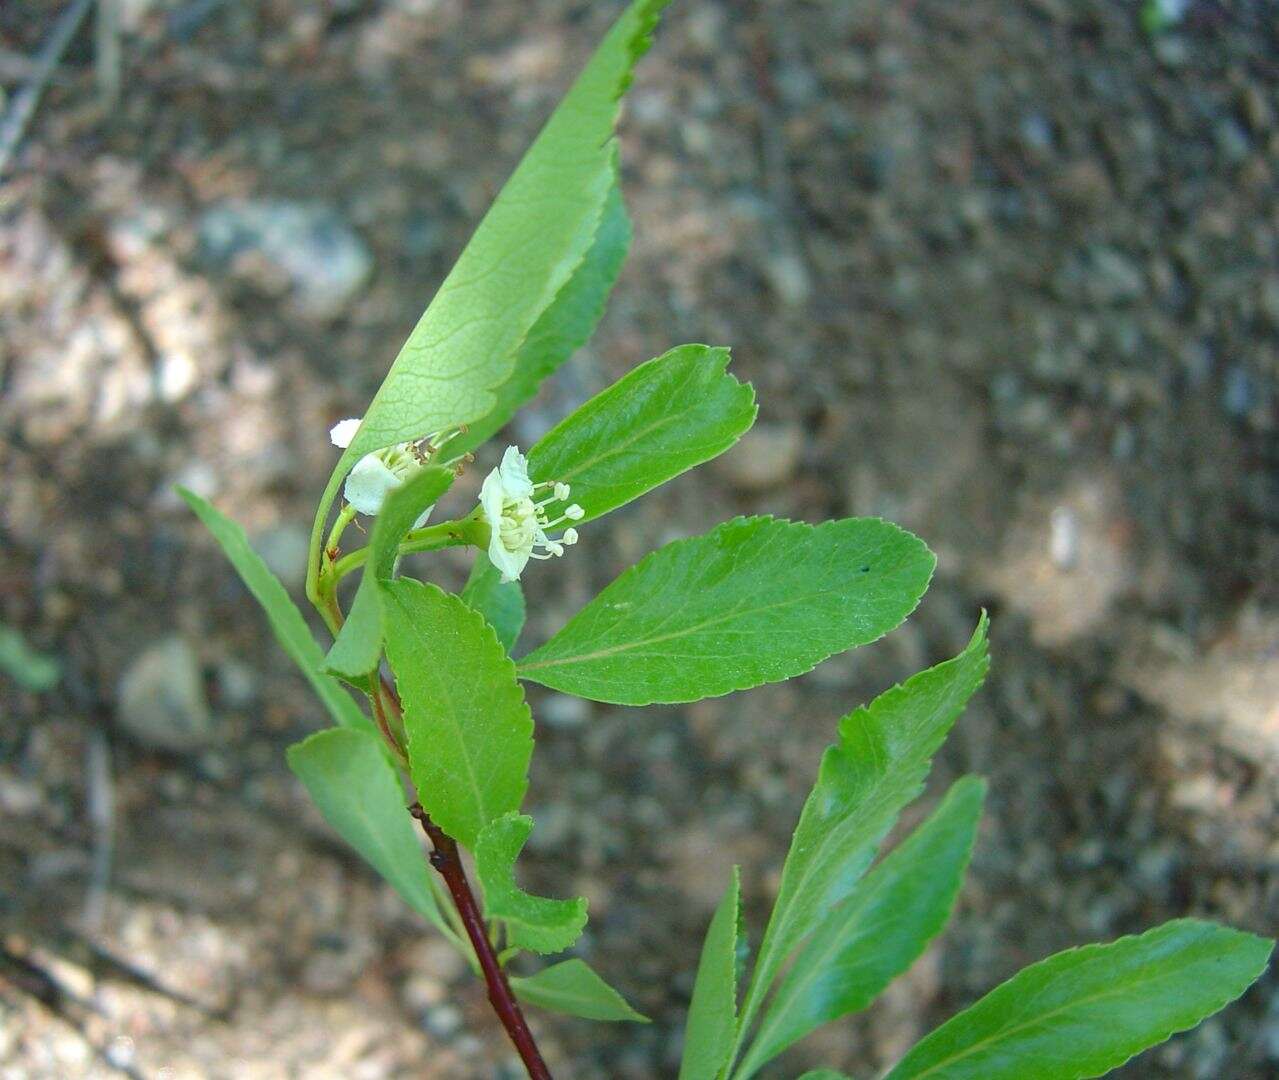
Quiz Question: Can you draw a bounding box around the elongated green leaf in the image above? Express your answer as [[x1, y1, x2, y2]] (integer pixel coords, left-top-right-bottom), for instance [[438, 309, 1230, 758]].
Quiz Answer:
[[286, 727, 450, 938], [519, 517, 935, 705], [311, 0, 670, 592], [680, 868, 742, 1080], [474, 812, 587, 955], [527, 344, 757, 525], [461, 556, 526, 654], [382, 579, 533, 848], [884, 919, 1273, 1080], [444, 176, 632, 460], [326, 467, 455, 680], [739, 778, 986, 1078], [511, 958, 649, 1023], [180, 488, 373, 734], [733, 618, 990, 1064]]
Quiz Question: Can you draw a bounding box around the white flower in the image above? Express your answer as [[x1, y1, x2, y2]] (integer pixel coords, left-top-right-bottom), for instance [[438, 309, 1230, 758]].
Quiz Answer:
[[330, 417, 435, 524], [479, 446, 583, 582]]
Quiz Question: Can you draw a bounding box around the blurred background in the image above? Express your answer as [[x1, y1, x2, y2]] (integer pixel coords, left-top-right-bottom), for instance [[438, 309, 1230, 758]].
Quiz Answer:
[[1, 0, 1276, 1076]]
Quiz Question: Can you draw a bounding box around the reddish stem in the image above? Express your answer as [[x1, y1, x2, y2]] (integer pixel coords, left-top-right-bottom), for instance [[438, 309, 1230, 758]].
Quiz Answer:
[[409, 804, 552, 1080]]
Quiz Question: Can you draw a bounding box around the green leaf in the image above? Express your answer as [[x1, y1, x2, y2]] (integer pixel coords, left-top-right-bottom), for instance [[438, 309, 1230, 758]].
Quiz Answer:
[[797, 1072, 854, 1080], [311, 0, 670, 590], [326, 466, 455, 680], [381, 579, 532, 848], [0, 623, 60, 692], [519, 516, 936, 705], [511, 958, 649, 1023], [286, 727, 451, 938], [526, 344, 757, 525], [883, 919, 1274, 1080], [444, 176, 632, 460], [733, 617, 990, 1065], [180, 488, 373, 735], [474, 812, 587, 955], [738, 777, 986, 1078], [461, 556, 526, 654], [679, 868, 742, 1080]]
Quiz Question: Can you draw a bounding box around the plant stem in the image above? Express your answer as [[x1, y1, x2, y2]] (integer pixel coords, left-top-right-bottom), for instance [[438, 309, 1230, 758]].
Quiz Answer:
[[328, 511, 489, 587], [409, 804, 553, 1080], [369, 684, 408, 767]]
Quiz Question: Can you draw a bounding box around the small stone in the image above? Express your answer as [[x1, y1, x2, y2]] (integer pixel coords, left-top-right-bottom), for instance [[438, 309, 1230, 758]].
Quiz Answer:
[[1019, 112, 1055, 158], [198, 199, 372, 319], [540, 692, 589, 729], [400, 973, 446, 1014], [214, 658, 259, 709], [116, 638, 214, 751], [1240, 84, 1273, 135], [423, 1003, 463, 1039], [1153, 35, 1191, 68], [715, 424, 803, 490], [762, 250, 812, 306], [301, 930, 376, 994], [525, 802, 572, 851], [1214, 119, 1251, 165], [251, 524, 311, 595], [1222, 364, 1256, 418], [775, 64, 819, 108], [1054, 159, 1111, 212], [1086, 247, 1145, 304]]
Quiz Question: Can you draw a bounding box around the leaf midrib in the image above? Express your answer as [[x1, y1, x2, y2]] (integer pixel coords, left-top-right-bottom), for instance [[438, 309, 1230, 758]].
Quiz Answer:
[[518, 589, 813, 672], [392, 590, 490, 834], [895, 956, 1212, 1079]]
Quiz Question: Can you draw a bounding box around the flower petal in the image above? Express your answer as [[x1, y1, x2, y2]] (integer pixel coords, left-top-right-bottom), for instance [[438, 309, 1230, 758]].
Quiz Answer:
[[498, 445, 534, 498], [344, 454, 402, 515], [480, 469, 507, 530], [488, 532, 529, 582], [329, 417, 361, 449]]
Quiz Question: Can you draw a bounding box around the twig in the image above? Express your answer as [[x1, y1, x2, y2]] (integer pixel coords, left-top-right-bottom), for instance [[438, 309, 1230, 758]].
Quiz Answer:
[[0, 0, 95, 177], [409, 804, 553, 1080], [82, 727, 115, 932], [96, 0, 122, 108]]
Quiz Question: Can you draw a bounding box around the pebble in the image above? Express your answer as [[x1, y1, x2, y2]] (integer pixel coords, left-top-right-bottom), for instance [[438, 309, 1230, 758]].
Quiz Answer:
[[1240, 84, 1273, 135], [116, 637, 214, 751], [1222, 364, 1257, 418], [715, 423, 804, 490], [423, 1003, 463, 1039], [214, 658, 259, 710], [762, 249, 812, 306], [400, 973, 446, 1014], [198, 199, 373, 319], [539, 692, 590, 730], [524, 801, 572, 851], [1085, 246, 1145, 305], [251, 523, 312, 594]]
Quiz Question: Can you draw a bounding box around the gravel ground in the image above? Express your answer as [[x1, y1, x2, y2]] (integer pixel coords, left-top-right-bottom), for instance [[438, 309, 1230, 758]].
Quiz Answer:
[[1, 1, 1277, 1077]]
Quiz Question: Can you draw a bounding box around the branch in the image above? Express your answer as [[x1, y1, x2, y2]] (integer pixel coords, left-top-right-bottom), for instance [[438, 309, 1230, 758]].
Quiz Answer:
[[409, 804, 553, 1080], [0, 0, 95, 176]]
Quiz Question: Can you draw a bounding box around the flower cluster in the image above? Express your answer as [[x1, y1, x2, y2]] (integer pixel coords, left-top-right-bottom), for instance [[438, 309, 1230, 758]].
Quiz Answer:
[[329, 418, 437, 521], [479, 446, 583, 582]]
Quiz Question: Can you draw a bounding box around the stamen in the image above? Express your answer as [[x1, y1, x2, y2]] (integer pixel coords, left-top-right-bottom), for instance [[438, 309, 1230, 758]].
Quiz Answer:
[[564, 504, 584, 520], [554, 482, 571, 501]]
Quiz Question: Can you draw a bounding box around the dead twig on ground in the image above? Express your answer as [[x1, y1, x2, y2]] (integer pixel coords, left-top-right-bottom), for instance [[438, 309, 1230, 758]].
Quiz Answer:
[[0, 0, 95, 177]]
